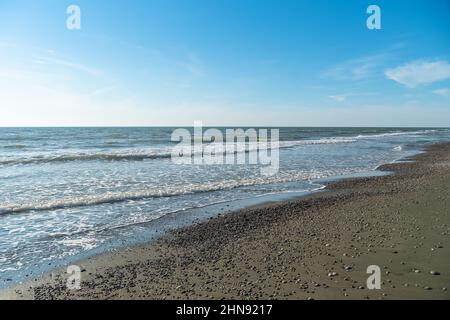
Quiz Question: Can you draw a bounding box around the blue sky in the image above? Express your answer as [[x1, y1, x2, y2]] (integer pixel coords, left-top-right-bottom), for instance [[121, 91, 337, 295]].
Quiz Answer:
[[0, 0, 449, 126]]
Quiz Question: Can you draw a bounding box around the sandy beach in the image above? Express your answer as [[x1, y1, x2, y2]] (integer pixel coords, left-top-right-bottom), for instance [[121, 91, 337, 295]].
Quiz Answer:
[[1, 142, 450, 300]]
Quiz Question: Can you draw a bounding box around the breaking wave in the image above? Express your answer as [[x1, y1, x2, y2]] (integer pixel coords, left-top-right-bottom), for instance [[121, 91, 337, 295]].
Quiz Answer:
[[0, 130, 436, 167], [0, 169, 344, 216], [0, 138, 356, 166]]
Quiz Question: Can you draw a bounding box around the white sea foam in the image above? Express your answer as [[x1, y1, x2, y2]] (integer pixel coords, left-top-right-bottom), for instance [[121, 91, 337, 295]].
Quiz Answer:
[[0, 137, 359, 166], [0, 169, 348, 215], [354, 130, 436, 140]]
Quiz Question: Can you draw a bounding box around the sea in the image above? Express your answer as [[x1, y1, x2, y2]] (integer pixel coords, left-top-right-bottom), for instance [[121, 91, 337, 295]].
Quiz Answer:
[[0, 127, 449, 286]]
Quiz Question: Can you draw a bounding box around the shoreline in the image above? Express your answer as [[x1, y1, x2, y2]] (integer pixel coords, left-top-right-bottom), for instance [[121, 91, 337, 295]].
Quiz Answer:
[[2, 142, 450, 300], [0, 160, 390, 289]]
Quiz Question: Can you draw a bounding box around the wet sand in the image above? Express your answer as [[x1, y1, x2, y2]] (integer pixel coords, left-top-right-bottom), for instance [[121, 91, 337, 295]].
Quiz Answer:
[[2, 143, 450, 300]]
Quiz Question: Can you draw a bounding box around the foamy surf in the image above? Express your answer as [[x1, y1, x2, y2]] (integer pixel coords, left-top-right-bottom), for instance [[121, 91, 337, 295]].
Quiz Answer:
[[0, 169, 350, 215], [0, 135, 385, 166]]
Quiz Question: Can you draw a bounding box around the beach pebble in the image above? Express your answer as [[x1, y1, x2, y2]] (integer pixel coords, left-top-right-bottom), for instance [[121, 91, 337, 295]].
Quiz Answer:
[[430, 271, 440, 275]]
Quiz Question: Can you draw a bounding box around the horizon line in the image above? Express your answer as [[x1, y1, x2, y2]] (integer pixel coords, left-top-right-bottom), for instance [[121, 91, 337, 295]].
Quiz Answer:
[[0, 125, 449, 129]]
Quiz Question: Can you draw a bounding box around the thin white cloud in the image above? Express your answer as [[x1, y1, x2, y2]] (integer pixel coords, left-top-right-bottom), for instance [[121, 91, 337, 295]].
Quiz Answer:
[[87, 86, 119, 98], [37, 56, 103, 77], [385, 60, 450, 88], [178, 53, 206, 78], [432, 88, 450, 97], [0, 43, 102, 78], [323, 54, 387, 81], [329, 94, 348, 102], [328, 92, 377, 102]]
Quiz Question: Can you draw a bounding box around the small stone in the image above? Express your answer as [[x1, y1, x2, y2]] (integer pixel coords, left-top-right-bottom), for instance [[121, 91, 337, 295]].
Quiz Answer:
[[430, 271, 440, 275]]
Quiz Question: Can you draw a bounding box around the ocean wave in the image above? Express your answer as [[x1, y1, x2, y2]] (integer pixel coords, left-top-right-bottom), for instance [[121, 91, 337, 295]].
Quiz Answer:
[[280, 138, 357, 147], [0, 169, 343, 216], [0, 149, 173, 166], [0, 138, 356, 166], [2, 144, 27, 150], [353, 130, 437, 139], [0, 129, 436, 166]]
